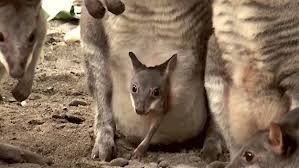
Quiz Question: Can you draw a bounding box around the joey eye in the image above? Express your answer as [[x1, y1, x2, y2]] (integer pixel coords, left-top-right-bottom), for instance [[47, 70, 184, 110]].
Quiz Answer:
[[0, 32, 4, 42], [28, 33, 35, 43], [152, 88, 160, 97], [242, 151, 255, 163], [132, 85, 138, 93]]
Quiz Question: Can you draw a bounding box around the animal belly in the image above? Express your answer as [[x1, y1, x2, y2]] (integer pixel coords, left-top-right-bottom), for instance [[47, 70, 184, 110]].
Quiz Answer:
[[111, 72, 207, 144], [106, 0, 210, 144]]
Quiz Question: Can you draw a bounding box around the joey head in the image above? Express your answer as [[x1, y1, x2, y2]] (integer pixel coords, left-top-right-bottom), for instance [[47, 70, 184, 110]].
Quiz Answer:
[[128, 51, 177, 159]]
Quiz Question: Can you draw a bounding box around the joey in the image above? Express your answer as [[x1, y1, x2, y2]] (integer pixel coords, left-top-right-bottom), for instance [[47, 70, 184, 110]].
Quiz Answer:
[[128, 51, 177, 159]]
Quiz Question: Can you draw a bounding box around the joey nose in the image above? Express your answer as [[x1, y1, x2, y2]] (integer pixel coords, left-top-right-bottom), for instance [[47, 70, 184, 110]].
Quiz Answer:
[[135, 108, 145, 115], [10, 66, 24, 79]]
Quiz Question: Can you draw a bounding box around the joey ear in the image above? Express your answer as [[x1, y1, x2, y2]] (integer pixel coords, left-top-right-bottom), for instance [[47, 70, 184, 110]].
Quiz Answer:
[[158, 54, 177, 76], [166, 54, 177, 75], [269, 122, 284, 155], [129, 51, 146, 71]]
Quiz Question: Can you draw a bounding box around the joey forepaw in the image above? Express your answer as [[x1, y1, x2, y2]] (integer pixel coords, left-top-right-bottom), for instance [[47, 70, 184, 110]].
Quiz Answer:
[[131, 144, 147, 160]]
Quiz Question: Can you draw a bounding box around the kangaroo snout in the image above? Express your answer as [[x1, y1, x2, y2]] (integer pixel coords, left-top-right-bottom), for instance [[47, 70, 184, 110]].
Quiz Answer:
[[9, 65, 25, 79]]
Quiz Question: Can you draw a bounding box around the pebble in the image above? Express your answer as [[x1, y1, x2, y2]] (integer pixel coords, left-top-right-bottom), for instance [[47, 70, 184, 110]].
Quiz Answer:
[[71, 91, 83, 96], [28, 119, 45, 125], [149, 162, 158, 168], [109, 158, 129, 167], [189, 156, 201, 162], [20, 101, 27, 107], [69, 100, 88, 107], [52, 113, 85, 124], [63, 113, 85, 124], [45, 87, 55, 94], [159, 160, 170, 168]]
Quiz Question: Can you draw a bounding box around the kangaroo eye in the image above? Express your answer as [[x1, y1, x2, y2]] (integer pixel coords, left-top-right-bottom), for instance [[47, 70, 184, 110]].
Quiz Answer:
[[132, 85, 138, 93], [152, 88, 160, 97], [0, 32, 4, 42], [243, 151, 255, 163]]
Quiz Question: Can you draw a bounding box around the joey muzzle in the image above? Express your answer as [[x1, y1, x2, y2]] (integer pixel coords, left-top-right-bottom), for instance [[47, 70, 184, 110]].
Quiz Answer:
[[135, 103, 147, 115], [135, 108, 145, 115]]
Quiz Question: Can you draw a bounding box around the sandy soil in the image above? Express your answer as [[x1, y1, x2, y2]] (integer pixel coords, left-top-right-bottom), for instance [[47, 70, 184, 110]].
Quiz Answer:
[[0, 21, 213, 168]]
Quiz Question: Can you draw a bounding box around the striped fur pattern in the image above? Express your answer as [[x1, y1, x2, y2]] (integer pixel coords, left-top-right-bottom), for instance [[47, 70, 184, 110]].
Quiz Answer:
[[202, 34, 231, 163], [81, 0, 212, 161], [212, 0, 299, 154]]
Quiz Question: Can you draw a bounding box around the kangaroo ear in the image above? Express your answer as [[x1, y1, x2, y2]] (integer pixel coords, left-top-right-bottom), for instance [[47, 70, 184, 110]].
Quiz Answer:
[[158, 54, 177, 76], [269, 122, 284, 155], [129, 51, 146, 72]]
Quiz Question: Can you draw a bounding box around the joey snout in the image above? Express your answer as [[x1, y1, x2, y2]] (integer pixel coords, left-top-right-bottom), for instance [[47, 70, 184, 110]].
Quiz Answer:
[[134, 103, 148, 115]]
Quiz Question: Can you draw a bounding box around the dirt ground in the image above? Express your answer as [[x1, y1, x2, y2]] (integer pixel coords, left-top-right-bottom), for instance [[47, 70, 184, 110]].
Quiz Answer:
[[0, 21, 213, 168]]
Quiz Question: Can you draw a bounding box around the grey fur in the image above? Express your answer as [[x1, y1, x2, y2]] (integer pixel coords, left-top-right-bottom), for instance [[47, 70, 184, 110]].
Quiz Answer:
[[202, 33, 230, 164], [0, 0, 49, 165], [128, 51, 176, 158], [0, 0, 47, 101], [81, 0, 212, 161], [227, 108, 299, 168]]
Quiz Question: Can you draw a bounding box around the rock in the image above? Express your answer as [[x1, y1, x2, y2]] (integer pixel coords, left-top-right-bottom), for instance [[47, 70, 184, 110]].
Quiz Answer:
[[64, 26, 80, 44], [159, 160, 170, 168], [69, 100, 87, 107], [45, 87, 55, 94], [63, 113, 85, 124], [71, 90, 83, 96], [20, 101, 27, 107], [109, 158, 129, 167], [52, 113, 85, 124], [28, 119, 45, 125], [149, 162, 158, 168], [189, 156, 201, 162]]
